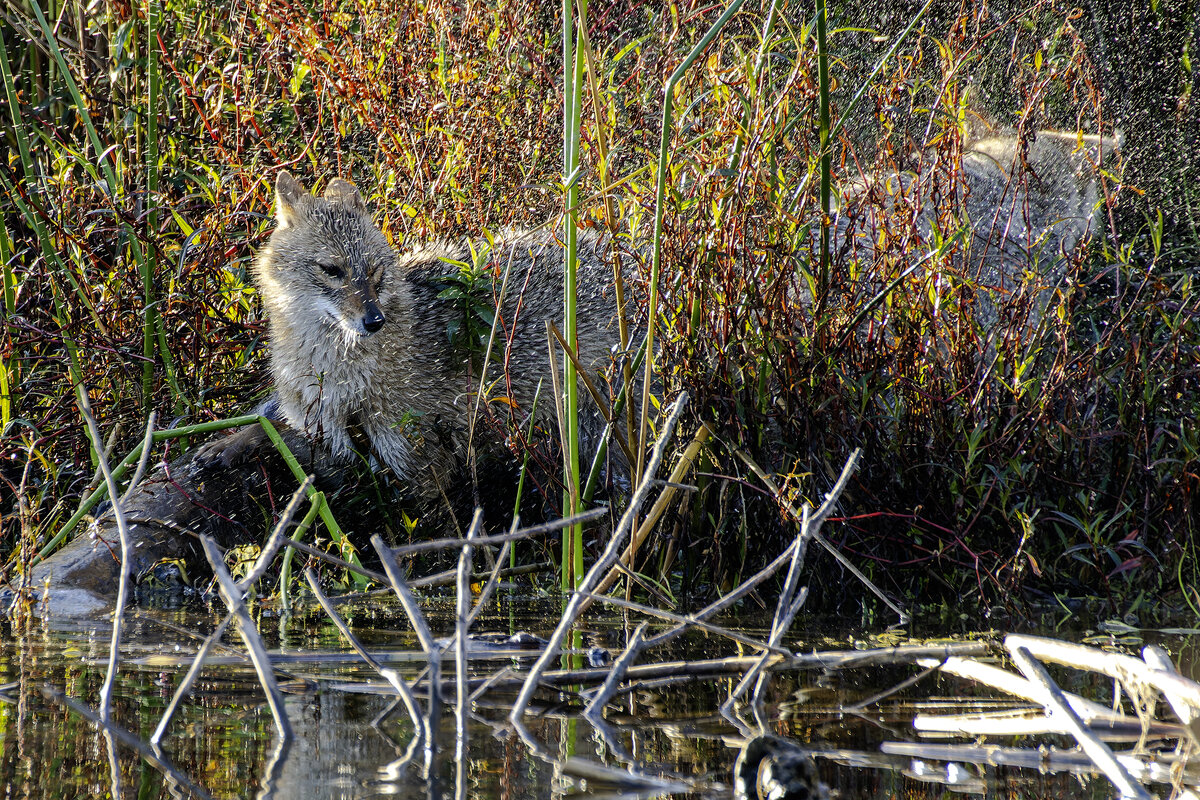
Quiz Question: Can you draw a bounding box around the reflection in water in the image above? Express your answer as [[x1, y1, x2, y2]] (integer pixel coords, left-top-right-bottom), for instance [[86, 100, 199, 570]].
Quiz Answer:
[[0, 603, 1185, 799]]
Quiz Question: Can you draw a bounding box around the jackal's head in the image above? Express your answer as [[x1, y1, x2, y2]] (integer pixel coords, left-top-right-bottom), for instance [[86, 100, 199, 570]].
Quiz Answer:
[[255, 171, 394, 344]]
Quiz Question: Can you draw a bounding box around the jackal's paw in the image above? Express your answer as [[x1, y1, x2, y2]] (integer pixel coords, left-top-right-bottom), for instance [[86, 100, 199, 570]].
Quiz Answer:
[[194, 424, 268, 469]]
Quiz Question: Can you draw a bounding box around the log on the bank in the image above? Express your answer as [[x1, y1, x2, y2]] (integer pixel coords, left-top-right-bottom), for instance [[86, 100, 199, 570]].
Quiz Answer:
[[27, 423, 317, 617]]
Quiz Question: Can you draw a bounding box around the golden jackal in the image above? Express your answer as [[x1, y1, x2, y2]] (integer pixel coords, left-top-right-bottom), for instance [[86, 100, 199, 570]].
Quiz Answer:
[[253, 172, 633, 496]]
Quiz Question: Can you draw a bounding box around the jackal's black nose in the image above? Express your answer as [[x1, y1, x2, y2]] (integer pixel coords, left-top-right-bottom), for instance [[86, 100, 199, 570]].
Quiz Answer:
[[363, 308, 386, 333]]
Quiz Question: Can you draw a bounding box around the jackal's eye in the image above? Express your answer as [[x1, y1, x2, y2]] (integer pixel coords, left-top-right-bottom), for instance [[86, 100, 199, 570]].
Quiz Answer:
[[316, 261, 345, 280]]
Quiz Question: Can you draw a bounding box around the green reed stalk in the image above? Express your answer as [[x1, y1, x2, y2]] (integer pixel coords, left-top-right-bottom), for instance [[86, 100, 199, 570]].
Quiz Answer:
[[142, 1, 160, 410], [257, 418, 368, 588], [815, 0, 832, 316], [561, 0, 586, 591], [37, 414, 261, 562], [0, 49, 88, 409], [144, 0, 182, 411], [637, 0, 747, 484], [278, 495, 324, 612]]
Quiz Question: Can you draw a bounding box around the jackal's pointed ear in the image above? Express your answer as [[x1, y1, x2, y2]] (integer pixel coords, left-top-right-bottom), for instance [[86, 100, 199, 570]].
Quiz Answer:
[[324, 178, 367, 214], [274, 171, 310, 229]]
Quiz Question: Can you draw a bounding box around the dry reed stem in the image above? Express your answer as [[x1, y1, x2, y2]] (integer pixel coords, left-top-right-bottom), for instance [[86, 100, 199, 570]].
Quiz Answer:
[[200, 535, 293, 740], [589, 421, 712, 603]]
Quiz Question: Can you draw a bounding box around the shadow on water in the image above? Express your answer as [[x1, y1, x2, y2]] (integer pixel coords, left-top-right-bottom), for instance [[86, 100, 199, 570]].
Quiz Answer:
[[4, 596, 1198, 800]]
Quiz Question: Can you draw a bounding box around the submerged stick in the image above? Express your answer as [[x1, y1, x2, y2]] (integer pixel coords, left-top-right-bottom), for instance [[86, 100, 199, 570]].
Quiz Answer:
[[1143, 645, 1200, 745], [880, 741, 1180, 784], [1008, 645, 1151, 800]]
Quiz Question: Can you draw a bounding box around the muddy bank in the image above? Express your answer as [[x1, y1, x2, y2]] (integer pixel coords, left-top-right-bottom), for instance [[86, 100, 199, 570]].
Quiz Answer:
[[26, 423, 318, 617]]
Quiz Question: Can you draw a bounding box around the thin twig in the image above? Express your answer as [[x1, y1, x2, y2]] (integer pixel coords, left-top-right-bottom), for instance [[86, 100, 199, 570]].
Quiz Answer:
[[466, 523, 513, 628], [390, 506, 608, 556], [454, 510, 481, 760], [75, 386, 132, 798], [577, 591, 788, 655], [641, 540, 798, 650], [303, 568, 425, 760], [547, 319, 635, 466], [238, 476, 313, 591], [150, 614, 233, 745], [371, 534, 437, 653]]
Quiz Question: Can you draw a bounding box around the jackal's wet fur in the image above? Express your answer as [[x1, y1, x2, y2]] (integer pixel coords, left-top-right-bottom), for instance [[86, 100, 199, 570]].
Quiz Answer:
[[254, 172, 629, 495], [838, 129, 1120, 332]]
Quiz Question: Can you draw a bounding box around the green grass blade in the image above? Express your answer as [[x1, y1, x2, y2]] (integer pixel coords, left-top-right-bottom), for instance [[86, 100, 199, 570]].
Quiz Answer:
[[638, 0, 747, 483]]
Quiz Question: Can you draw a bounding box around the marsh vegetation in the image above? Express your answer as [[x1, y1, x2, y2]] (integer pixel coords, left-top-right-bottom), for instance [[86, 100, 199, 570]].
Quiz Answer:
[[0, 0, 1198, 796]]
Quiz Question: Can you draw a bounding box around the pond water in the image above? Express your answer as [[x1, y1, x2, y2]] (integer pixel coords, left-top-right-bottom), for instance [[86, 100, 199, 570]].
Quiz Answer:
[[1, 595, 1195, 799]]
